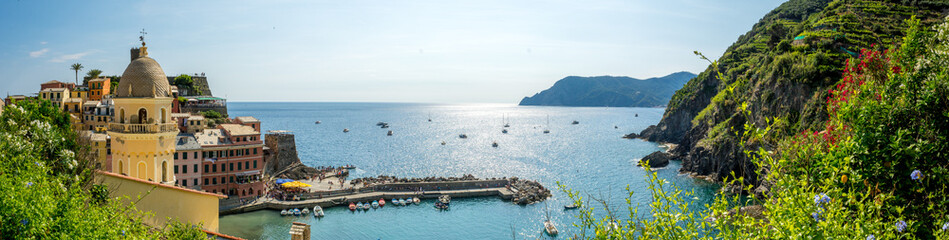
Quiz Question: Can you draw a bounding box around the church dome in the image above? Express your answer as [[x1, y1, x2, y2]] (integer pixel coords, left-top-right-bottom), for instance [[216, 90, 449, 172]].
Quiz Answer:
[[116, 56, 170, 98]]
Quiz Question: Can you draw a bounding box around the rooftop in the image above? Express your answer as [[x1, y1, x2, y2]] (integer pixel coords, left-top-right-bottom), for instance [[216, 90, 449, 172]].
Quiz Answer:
[[175, 134, 202, 150], [40, 88, 68, 93], [96, 170, 226, 198], [80, 131, 108, 142], [218, 124, 259, 136], [234, 116, 259, 123], [195, 129, 230, 146], [42, 80, 64, 85]]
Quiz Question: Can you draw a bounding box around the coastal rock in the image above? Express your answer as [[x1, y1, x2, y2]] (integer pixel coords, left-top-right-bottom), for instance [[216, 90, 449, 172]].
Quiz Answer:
[[264, 131, 320, 180], [637, 151, 670, 168], [509, 177, 551, 205], [622, 132, 639, 139]]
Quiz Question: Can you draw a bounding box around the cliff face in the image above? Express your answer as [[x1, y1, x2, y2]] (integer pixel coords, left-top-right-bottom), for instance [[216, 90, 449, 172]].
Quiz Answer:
[[638, 0, 949, 184], [519, 72, 695, 107]]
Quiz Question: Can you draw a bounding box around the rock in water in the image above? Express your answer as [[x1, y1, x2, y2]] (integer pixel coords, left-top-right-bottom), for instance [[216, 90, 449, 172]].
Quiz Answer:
[[637, 151, 670, 168]]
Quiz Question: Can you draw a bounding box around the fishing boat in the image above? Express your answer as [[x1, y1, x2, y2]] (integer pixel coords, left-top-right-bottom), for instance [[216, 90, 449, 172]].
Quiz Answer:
[[362, 203, 371, 210], [356, 202, 364, 210], [301, 208, 310, 214], [343, 128, 349, 133], [458, 134, 468, 139], [387, 130, 393, 136], [379, 198, 386, 207], [492, 141, 499, 147], [292, 208, 301, 216], [435, 195, 451, 210], [314, 206, 324, 217], [280, 209, 289, 216], [349, 203, 356, 211], [564, 204, 578, 210], [544, 202, 559, 236], [413, 197, 421, 205], [372, 201, 379, 209]]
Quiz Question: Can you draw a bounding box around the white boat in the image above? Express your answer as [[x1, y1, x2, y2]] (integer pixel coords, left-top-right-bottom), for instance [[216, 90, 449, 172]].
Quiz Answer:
[[399, 198, 407, 205], [343, 128, 349, 133], [314, 206, 324, 217], [413, 197, 421, 205], [387, 130, 393, 136], [362, 203, 371, 210], [564, 204, 578, 210], [372, 201, 379, 209], [280, 209, 289, 216], [301, 208, 310, 214], [544, 220, 559, 236]]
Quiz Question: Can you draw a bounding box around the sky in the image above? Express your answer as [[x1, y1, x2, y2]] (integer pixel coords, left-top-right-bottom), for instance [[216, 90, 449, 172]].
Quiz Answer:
[[0, 0, 786, 103]]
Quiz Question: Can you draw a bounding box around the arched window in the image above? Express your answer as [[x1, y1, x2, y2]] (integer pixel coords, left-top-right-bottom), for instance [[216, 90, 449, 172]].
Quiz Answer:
[[118, 160, 124, 175], [160, 108, 167, 124], [138, 108, 148, 124], [161, 161, 168, 182], [119, 109, 126, 124]]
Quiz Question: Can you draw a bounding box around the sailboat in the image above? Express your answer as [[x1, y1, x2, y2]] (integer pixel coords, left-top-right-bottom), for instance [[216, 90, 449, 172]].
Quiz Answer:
[[428, 112, 433, 122], [543, 115, 550, 134], [544, 202, 558, 236], [503, 114, 510, 128]]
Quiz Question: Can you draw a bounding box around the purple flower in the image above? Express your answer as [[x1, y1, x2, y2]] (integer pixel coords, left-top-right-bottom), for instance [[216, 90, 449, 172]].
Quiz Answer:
[[813, 193, 831, 207], [20, 219, 28, 226], [866, 234, 875, 240], [122, 230, 126, 236], [812, 210, 824, 222], [910, 170, 922, 181], [895, 220, 907, 232], [942, 222, 948, 231], [26, 182, 33, 187]]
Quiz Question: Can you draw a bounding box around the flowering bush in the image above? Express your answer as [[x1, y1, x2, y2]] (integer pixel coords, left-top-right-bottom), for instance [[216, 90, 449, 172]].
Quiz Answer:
[[0, 100, 209, 239]]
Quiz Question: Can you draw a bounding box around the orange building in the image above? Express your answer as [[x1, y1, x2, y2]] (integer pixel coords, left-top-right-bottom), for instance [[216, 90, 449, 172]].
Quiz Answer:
[[88, 77, 111, 101]]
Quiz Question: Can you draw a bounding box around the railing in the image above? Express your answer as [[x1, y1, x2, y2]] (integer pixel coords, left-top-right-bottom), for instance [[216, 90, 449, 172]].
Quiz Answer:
[[108, 123, 178, 134]]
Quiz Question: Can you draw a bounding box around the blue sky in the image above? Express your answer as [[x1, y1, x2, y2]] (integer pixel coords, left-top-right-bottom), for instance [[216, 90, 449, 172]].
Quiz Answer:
[[0, 0, 786, 103]]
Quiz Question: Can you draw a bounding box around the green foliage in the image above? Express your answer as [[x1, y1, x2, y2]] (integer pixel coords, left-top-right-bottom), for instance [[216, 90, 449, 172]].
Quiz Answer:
[[177, 96, 188, 103], [174, 74, 193, 86], [201, 110, 222, 119], [564, 16, 949, 239], [0, 100, 210, 239]]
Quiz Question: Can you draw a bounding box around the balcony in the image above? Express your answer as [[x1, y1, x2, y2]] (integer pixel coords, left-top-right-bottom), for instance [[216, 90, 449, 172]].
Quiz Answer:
[[108, 123, 178, 134]]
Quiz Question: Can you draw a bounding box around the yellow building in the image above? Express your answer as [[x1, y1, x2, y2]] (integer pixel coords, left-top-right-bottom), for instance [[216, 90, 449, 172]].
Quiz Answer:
[[108, 45, 178, 185], [81, 131, 111, 171], [39, 87, 69, 110], [96, 171, 226, 232]]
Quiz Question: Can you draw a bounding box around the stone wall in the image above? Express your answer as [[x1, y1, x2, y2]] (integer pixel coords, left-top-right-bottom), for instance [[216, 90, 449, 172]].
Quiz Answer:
[[179, 105, 228, 117], [264, 132, 302, 176]]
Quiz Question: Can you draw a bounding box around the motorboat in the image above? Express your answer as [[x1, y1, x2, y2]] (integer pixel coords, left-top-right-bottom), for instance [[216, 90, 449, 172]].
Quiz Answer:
[[543, 115, 550, 134], [381, 123, 390, 129], [379, 198, 386, 207], [376, 122, 387, 126], [543, 129, 550, 134], [292, 208, 301, 216], [502, 129, 508, 134], [399, 198, 407, 206], [356, 202, 364, 210], [441, 141, 446, 145], [614, 126, 618, 129], [413, 197, 421, 205], [301, 208, 310, 214], [572, 120, 579, 125], [362, 203, 371, 210], [280, 209, 290, 216], [372, 201, 379, 209], [314, 206, 324, 217], [635, 113, 639, 117], [387, 130, 393, 136], [458, 134, 468, 139], [342, 165, 356, 170], [349, 203, 356, 211], [438, 195, 450, 207], [492, 141, 499, 148], [544, 220, 559, 236], [564, 204, 578, 210], [314, 121, 321, 124], [343, 128, 349, 133]]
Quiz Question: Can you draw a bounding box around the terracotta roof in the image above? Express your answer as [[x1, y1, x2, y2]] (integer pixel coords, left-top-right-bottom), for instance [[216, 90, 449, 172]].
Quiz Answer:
[[88, 77, 109, 83], [201, 229, 245, 240], [116, 56, 171, 98], [218, 124, 258, 136], [40, 88, 68, 93], [96, 170, 226, 198], [234, 116, 259, 123]]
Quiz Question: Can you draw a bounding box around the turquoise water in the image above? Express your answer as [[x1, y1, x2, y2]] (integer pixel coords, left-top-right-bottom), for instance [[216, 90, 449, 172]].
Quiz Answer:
[[219, 102, 716, 239]]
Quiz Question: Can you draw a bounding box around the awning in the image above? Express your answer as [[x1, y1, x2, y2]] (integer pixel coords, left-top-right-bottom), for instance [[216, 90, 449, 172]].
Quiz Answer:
[[281, 181, 312, 188], [275, 178, 294, 184]]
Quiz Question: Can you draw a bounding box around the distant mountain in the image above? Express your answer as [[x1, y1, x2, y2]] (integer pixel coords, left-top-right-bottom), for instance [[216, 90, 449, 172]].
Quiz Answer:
[[518, 72, 696, 107]]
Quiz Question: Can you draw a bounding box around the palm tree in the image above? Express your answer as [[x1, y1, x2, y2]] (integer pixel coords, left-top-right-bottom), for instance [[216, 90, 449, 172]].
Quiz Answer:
[[70, 63, 83, 85], [84, 69, 103, 86]]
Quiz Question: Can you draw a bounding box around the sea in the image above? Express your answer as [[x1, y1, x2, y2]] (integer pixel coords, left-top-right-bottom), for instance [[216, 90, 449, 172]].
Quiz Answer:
[[218, 102, 717, 239]]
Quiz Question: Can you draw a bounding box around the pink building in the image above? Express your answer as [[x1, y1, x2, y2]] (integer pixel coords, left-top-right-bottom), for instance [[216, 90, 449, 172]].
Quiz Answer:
[[194, 119, 265, 198], [174, 134, 204, 190]]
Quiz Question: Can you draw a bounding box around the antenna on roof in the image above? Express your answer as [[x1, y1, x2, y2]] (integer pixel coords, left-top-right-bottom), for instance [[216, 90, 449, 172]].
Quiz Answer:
[[139, 28, 147, 46]]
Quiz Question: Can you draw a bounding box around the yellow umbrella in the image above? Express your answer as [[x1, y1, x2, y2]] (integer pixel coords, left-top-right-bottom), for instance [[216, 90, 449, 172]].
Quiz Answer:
[[281, 181, 312, 188]]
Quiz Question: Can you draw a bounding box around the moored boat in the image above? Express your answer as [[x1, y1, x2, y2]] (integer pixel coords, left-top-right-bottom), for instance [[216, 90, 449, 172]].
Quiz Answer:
[[413, 197, 421, 205], [379, 198, 386, 207], [314, 206, 324, 217], [349, 203, 356, 211], [280, 209, 289, 216], [371, 201, 379, 209], [564, 204, 578, 210], [544, 220, 559, 236], [301, 208, 310, 214], [292, 208, 301, 216], [391, 198, 399, 206], [362, 203, 371, 210]]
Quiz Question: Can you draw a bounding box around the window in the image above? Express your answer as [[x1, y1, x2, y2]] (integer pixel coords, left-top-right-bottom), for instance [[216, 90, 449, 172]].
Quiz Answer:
[[253, 148, 257, 155], [203, 151, 207, 158], [212, 164, 216, 172], [193, 179, 198, 186], [182, 152, 188, 160], [230, 163, 234, 171], [182, 180, 187, 186], [204, 178, 209, 185], [174, 165, 178, 174], [182, 165, 187, 174], [253, 160, 257, 169], [220, 177, 225, 184], [229, 176, 234, 183], [229, 150, 233, 156], [194, 164, 198, 173], [193, 152, 198, 159], [174, 153, 178, 160], [245, 149, 249, 155], [245, 161, 249, 169], [204, 164, 209, 173], [220, 163, 225, 172], [212, 178, 217, 184], [237, 162, 242, 170]]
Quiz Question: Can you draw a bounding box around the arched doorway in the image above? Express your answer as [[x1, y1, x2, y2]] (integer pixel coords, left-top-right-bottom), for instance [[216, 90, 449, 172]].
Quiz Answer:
[[118, 160, 124, 175], [161, 161, 168, 182], [242, 189, 246, 196], [138, 108, 147, 124], [119, 109, 126, 123]]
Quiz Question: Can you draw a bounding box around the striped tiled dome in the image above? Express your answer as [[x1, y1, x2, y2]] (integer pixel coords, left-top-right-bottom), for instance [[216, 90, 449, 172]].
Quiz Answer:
[[116, 56, 170, 98]]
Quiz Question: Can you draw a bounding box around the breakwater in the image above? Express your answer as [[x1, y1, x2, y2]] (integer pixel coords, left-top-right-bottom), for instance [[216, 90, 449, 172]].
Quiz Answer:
[[219, 178, 548, 216]]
